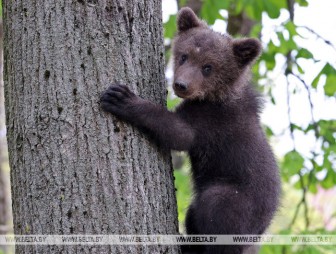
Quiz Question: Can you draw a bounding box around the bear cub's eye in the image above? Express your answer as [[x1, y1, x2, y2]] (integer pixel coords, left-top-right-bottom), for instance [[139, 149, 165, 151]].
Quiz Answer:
[[180, 54, 188, 65], [202, 64, 212, 77]]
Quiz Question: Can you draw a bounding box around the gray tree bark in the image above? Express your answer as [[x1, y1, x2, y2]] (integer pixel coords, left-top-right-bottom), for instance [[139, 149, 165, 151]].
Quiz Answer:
[[0, 20, 12, 254], [0, 167, 9, 252], [0, 20, 5, 232], [0, 20, 6, 233], [3, 1, 179, 253]]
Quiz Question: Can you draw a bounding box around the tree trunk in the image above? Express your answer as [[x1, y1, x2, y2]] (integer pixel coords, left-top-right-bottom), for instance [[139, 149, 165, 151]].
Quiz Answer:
[[227, 12, 256, 37], [0, 167, 9, 253], [0, 168, 6, 230], [0, 21, 6, 234], [3, 1, 179, 253], [0, 165, 9, 236], [0, 19, 12, 254]]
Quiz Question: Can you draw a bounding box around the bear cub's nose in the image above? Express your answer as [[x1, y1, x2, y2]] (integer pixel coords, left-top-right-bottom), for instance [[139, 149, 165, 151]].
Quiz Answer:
[[174, 81, 188, 91]]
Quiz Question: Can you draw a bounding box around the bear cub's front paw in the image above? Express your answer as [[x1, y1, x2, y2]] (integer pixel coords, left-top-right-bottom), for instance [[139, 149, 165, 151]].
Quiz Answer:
[[100, 84, 138, 117]]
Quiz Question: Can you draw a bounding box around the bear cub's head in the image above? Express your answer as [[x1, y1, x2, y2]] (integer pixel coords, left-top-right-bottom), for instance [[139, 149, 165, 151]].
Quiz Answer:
[[173, 7, 261, 101]]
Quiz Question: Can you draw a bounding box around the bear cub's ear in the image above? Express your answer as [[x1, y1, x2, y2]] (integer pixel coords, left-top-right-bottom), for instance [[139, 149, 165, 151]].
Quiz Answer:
[[177, 7, 204, 33], [233, 38, 262, 67]]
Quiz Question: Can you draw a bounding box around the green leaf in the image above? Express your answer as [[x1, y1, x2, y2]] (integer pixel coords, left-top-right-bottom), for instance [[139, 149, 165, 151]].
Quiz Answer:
[[319, 120, 336, 144], [250, 23, 262, 38], [264, 126, 274, 138], [320, 63, 336, 96], [277, 31, 297, 51], [285, 21, 298, 36], [297, 63, 304, 74], [296, 0, 309, 7], [320, 171, 336, 189], [271, 96, 276, 105], [261, 46, 276, 70], [296, 48, 314, 59], [324, 73, 336, 96], [311, 70, 323, 89], [282, 150, 305, 179], [269, 0, 287, 10], [303, 124, 315, 133], [320, 63, 335, 74], [164, 14, 177, 39], [290, 123, 303, 131], [201, 0, 230, 24], [311, 63, 336, 92], [262, 0, 281, 19], [322, 153, 332, 169], [245, 0, 263, 20]]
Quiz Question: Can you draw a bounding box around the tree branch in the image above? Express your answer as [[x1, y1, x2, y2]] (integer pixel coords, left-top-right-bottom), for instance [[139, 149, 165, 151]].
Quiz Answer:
[[300, 25, 336, 52], [289, 72, 319, 138]]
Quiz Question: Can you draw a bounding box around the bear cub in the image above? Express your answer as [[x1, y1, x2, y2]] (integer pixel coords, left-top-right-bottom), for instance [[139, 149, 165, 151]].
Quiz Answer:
[[100, 7, 280, 254]]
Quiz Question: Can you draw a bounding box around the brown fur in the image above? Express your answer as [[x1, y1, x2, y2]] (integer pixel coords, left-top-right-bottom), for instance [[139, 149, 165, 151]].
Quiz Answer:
[[173, 7, 261, 102]]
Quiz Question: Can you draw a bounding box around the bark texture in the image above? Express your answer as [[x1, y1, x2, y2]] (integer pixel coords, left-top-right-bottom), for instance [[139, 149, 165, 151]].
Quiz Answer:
[[0, 20, 5, 232], [1, 20, 14, 254], [0, 167, 7, 232], [0, 165, 9, 236], [0, 19, 12, 243], [3, 1, 179, 253]]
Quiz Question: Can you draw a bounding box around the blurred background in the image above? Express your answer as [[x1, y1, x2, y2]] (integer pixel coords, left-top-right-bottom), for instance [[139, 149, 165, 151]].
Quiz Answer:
[[163, 0, 336, 253], [0, 0, 336, 254]]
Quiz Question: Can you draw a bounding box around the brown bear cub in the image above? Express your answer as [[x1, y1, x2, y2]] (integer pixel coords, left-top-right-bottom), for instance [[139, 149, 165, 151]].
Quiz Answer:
[[100, 7, 280, 254]]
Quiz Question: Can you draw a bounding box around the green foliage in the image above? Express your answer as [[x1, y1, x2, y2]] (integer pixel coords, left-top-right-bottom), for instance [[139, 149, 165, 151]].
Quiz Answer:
[[245, 0, 284, 20], [166, 93, 181, 110], [164, 14, 177, 39], [297, 0, 309, 7], [260, 245, 335, 254], [260, 229, 336, 254], [319, 120, 336, 145], [282, 150, 305, 180], [259, 245, 284, 254], [174, 166, 192, 228], [200, 0, 230, 24], [312, 64, 336, 96]]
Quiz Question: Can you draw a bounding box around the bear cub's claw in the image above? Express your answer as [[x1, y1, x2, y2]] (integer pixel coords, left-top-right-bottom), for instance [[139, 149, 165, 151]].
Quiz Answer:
[[100, 84, 137, 117]]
